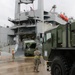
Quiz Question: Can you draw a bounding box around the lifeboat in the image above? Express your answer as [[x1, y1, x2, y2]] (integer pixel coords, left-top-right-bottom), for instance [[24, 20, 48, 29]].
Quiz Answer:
[[60, 14, 69, 22]]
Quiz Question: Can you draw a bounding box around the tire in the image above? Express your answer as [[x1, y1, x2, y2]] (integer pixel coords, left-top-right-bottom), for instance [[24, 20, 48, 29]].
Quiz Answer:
[[70, 63, 75, 75], [24, 53, 28, 56], [51, 56, 68, 75]]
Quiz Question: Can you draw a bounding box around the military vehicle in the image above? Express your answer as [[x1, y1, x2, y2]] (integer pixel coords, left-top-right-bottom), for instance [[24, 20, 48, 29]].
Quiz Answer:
[[24, 40, 36, 56], [42, 22, 75, 75]]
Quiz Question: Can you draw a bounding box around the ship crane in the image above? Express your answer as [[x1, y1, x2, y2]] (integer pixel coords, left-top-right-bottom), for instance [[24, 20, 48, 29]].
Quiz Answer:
[[50, 5, 56, 12]]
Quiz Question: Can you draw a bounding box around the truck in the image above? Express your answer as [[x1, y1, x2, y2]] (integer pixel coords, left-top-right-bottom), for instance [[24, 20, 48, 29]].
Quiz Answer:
[[42, 21, 75, 75], [24, 40, 36, 56]]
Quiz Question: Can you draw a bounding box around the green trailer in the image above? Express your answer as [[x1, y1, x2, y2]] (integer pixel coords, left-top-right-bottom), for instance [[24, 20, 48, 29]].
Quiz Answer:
[[42, 22, 75, 75], [24, 40, 36, 56]]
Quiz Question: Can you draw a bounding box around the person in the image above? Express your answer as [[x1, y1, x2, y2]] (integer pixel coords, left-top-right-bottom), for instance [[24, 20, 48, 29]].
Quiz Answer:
[[34, 47, 41, 72]]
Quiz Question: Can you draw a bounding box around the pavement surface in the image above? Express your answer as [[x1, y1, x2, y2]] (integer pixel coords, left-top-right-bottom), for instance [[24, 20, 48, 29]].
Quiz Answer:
[[0, 51, 51, 75]]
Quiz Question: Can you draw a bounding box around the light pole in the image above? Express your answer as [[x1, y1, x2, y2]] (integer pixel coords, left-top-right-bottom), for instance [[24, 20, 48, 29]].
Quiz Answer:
[[32, 1, 37, 39], [17, 13, 21, 45]]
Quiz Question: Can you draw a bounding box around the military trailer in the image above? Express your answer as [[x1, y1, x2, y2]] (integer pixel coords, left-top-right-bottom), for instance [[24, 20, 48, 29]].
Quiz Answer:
[[24, 40, 36, 56], [42, 22, 75, 75]]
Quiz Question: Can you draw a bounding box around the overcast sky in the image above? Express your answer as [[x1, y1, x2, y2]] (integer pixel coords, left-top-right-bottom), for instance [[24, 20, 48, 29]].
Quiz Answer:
[[0, 0, 75, 27]]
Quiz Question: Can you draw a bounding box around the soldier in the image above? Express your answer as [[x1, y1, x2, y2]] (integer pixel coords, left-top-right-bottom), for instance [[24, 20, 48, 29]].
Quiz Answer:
[[34, 47, 41, 72]]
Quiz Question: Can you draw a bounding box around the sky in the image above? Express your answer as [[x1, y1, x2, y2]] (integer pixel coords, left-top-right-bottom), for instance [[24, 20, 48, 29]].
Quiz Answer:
[[0, 0, 75, 27]]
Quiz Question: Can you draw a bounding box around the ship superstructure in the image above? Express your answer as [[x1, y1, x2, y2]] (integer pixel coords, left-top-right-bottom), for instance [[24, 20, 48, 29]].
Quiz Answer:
[[9, 0, 67, 44]]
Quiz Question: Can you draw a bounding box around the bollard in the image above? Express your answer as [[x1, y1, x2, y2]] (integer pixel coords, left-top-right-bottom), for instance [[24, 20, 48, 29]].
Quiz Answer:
[[0, 51, 1, 55], [12, 49, 15, 60], [9, 47, 10, 53]]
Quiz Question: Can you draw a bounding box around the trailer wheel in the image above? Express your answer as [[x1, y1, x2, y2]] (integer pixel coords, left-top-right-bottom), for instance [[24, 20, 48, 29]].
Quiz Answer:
[[24, 53, 28, 56], [70, 63, 75, 75], [51, 56, 68, 75]]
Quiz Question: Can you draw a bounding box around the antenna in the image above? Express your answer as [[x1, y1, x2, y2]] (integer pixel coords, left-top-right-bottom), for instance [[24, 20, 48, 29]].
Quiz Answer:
[[50, 5, 56, 12]]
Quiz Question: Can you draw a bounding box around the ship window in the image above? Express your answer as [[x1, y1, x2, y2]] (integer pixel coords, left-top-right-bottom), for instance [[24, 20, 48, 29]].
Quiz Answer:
[[71, 32, 75, 47], [46, 32, 51, 40], [44, 32, 51, 43]]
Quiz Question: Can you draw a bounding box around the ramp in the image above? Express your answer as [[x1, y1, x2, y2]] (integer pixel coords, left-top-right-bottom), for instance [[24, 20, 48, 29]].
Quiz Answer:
[[14, 44, 24, 57], [14, 48, 24, 57]]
